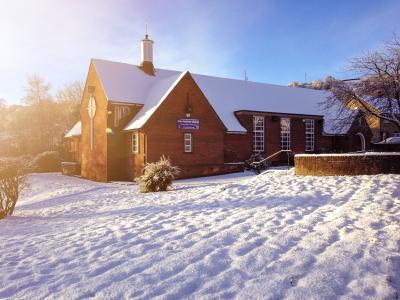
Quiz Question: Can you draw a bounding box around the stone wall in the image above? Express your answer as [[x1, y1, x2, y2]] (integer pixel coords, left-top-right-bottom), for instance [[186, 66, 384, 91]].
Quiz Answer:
[[295, 153, 400, 176]]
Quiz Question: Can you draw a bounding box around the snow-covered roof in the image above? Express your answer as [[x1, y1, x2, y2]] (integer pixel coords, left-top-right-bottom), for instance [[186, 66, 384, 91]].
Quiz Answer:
[[92, 59, 346, 134], [124, 71, 189, 130], [191, 74, 330, 132], [93, 59, 181, 104], [64, 121, 81, 138], [321, 101, 358, 135]]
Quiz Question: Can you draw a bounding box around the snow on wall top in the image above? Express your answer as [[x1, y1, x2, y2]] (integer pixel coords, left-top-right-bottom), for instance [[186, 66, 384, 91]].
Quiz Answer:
[[64, 121, 81, 138], [92, 59, 343, 134], [295, 152, 400, 157]]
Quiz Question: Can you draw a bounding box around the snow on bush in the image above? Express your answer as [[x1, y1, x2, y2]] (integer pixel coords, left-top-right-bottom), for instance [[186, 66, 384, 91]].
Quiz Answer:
[[287, 76, 336, 90], [0, 157, 29, 219], [136, 156, 180, 193], [287, 81, 299, 87], [32, 151, 61, 172], [311, 79, 323, 89]]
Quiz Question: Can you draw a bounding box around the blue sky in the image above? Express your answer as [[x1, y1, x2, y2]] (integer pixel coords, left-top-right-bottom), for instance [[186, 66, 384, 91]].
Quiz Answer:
[[1, 0, 400, 104]]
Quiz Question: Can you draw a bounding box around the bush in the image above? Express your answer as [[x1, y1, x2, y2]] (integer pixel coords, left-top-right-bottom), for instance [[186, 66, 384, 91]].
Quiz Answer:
[[0, 157, 29, 219], [136, 156, 180, 193], [32, 151, 61, 172], [311, 80, 323, 90]]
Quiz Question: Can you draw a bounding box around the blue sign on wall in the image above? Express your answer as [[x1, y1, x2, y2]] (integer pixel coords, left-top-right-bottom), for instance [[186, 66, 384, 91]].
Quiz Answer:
[[177, 118, 200, 130]]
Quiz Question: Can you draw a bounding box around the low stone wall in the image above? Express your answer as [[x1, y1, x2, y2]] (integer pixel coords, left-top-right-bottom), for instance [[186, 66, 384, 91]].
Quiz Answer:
[[61, 162, 81, 176], [295, 153, 400, 176]]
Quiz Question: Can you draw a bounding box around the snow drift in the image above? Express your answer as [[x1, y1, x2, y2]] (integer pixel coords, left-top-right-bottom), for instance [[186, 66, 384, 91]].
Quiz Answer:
[[0, 170, 399, 299]]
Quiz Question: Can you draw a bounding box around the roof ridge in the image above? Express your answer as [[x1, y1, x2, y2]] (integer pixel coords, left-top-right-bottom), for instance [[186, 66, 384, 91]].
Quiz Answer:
[[92, 58, 312, 90]]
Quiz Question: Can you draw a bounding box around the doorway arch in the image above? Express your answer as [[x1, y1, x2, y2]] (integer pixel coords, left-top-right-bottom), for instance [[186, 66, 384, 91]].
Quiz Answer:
[[355, 132, 366, 152]]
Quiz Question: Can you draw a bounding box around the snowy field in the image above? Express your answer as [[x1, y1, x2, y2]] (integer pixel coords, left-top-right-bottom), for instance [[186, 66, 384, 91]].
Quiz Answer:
[[1, 170, 400, 299]]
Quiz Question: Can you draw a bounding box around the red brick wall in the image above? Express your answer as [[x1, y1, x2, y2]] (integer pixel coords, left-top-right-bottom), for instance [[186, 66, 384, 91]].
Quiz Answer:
[[65, 137, 81, 163], [125, 131, 147, 179], [131, 72, 227, 179], [225, 113, 330, 163], [295, 154, 400, 176], [319, 135, 334, 152], [346, 115, 373, 152], [80, 63, 108, 182], [381, 120, 400, 138], [373, 143, 400, 152], [224, 132, 251, 162], [107, 104, 142, 181], [330, 135, 348, 153]]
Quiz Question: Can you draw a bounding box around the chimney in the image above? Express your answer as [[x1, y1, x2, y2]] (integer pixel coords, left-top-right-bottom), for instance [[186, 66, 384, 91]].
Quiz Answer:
[[139, 34, 155, 75]]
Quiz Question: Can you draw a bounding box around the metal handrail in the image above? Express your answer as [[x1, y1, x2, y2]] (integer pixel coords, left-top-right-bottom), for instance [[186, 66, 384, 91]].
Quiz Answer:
[[251, 150, 292, 166]]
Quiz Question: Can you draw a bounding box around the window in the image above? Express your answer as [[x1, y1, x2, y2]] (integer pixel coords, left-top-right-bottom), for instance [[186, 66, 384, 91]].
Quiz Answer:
[[394, 132, 400, 137], [132, 132, 139, 153], [114, 106, 131, 127], [280, 118, 291, 150], [305, 119, 315, 151], [184, 133, 192, 153], [253, 116, 264, 152]]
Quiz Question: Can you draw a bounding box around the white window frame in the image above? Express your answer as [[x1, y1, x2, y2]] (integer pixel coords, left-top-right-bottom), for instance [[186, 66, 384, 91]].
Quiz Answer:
[[184, 133, 192, 153], [305, 119, 315, 151], [280, 117, 291, 150], [253, 116, 264, 152], [114, 106, 121, 127], [132, 132, 139, 153]]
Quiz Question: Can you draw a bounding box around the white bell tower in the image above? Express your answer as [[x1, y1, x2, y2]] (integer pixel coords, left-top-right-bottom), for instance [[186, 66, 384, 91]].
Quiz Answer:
[[139, 28, 155, 75], [141, 34, 153, 63]]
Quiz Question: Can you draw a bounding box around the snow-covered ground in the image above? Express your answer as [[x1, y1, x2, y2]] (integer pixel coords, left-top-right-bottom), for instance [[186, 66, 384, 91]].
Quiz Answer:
[[1, 170, 399, 299]]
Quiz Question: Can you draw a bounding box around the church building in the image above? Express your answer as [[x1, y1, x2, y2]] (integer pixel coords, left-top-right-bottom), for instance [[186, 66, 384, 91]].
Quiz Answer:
[[65, 34, 365, 182]]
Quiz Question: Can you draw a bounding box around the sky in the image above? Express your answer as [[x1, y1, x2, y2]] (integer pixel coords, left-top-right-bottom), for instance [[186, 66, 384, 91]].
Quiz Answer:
[[1, 0, 400, 105]]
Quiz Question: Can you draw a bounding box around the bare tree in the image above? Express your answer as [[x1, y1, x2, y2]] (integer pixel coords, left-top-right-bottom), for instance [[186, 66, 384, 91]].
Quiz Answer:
[[23, 75, 59, 152], [55, 80, 83, 129], [56, 80, 83, 104], [327, 35, 400, 131], [1, 77, 83, 157], [24, 75, 52, 105]]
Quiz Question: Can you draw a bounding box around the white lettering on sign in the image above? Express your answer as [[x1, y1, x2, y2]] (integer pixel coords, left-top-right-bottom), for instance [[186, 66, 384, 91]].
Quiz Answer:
[[177, 119, 200, 130]]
